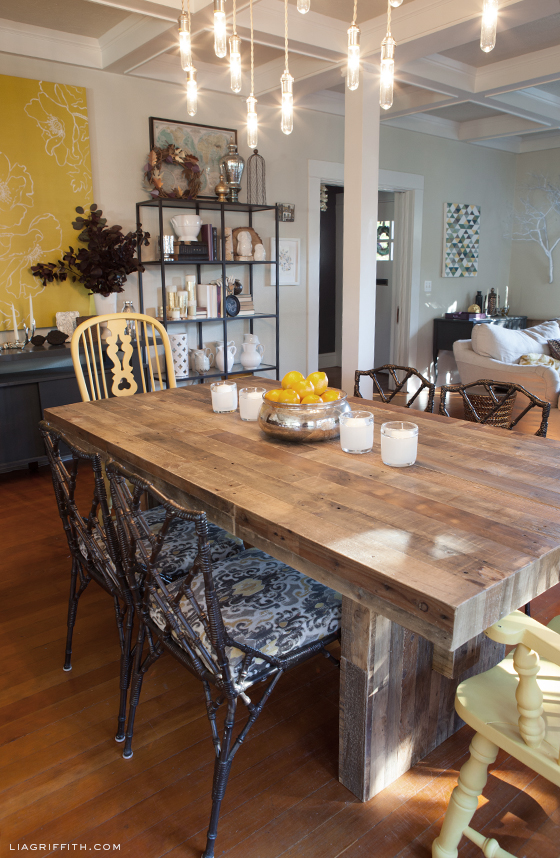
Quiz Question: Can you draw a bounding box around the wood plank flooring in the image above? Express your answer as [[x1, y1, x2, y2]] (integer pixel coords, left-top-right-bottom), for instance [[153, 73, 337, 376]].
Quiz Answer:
[[0, 464, 559, 857]]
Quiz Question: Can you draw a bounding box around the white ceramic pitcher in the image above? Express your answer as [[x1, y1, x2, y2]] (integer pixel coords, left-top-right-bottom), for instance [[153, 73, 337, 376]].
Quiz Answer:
[[239, 341, 264, 370], [215, 341, 237, 372], [193, 347, 213, 374]]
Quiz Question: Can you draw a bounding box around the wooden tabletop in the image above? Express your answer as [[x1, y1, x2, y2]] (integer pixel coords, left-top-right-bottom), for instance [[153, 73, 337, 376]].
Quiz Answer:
[[44, 380, 560, 654]]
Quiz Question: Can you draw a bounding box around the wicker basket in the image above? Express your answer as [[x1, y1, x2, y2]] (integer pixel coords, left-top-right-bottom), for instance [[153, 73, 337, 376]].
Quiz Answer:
[[463, 387, 517, 427]]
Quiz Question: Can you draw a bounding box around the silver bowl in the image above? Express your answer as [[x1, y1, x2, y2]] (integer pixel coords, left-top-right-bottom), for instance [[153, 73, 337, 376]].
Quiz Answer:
[[258, 390, 351, 442]]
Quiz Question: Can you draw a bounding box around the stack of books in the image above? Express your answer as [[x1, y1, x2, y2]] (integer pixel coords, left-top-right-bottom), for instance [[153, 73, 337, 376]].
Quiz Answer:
[[200, 225, 219, 261], [237, 293, 255, 316], [197, 284, 223, 318], [173, 241, 209, 261]]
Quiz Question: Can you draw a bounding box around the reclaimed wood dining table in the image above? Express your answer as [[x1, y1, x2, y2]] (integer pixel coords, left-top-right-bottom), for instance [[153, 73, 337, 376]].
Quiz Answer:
[[44, 379, 560, 802]]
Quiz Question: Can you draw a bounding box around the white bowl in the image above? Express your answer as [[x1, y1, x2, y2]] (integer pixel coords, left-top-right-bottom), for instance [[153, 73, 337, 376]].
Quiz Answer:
[[170, 215, 202, 242]]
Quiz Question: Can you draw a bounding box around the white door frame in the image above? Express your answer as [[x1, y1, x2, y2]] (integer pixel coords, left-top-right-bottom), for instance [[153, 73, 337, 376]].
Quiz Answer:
[[307, 161, 423, 375]]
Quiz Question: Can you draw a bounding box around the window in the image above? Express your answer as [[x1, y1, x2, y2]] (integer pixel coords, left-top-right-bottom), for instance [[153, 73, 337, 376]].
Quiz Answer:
[[377, 220, 394, 261]]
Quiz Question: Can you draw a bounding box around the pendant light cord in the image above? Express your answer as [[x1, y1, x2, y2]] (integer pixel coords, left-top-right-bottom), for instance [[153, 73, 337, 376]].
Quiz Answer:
[[284, 0, 289, 72], [187, 0, 191, 36], [352, 0, 358, 26], [233, 0, 237, 36], [386, 0, 391, 35], [250, 0, 254, 96]]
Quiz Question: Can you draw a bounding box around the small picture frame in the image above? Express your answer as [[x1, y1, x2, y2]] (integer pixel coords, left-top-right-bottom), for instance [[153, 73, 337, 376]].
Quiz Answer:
[[277, 203, 295, 222], [269, 238, 300, 286]]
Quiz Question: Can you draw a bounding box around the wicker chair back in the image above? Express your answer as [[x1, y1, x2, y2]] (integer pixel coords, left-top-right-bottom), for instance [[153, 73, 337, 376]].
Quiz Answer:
[[354, 364, 435, 412], [438, 379, 550, 437]]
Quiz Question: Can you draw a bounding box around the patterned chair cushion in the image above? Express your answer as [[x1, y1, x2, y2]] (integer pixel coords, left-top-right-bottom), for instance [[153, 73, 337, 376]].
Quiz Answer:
[[147, 547, 342, 690], [78, 506, 243, 587]]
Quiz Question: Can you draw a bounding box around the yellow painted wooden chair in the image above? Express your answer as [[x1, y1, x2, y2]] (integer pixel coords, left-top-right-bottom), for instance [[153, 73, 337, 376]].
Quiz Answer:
[[71, 312, 177, 402], [432, 610, 560, 858]]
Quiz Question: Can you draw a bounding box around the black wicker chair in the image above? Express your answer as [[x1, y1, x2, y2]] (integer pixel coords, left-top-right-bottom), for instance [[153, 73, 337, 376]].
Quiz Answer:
[[354, 364, 435, 412], [107, 460, 341, 858], [438, 379, 550, 438], [40, 422, 244, 743]]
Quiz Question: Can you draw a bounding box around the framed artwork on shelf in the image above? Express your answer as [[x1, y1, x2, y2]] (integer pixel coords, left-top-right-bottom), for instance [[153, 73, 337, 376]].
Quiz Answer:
[[269, 238, 300, 286], [149, 117, 237, 200]]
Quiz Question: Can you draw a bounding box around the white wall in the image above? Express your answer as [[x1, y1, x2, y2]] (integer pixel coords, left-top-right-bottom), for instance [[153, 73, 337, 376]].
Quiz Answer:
[[509, 147, 560, 320], [379, 125, 518, 379], [0, 55, 345, 372]]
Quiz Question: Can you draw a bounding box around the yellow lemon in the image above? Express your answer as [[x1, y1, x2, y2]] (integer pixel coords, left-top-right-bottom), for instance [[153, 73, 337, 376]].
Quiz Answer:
[[281, 370, 305, 389], [321, 389, 341, 402], [277, 389, 301, 404], [306, 371, 328, 395], [264, 388, 283, 402], [301, 394, 323, 404], [291, 379, 315, 400]]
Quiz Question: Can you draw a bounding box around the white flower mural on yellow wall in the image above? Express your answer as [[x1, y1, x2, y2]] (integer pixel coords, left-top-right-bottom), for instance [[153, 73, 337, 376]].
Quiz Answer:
[[0, 76, 93, 331]]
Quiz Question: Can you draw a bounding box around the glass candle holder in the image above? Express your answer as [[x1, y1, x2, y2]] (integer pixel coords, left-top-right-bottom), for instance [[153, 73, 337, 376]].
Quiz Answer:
[[211, 381, 238, 413], [339, 410, 374, 454], [239, 387, 265, 421], [380, 421, 418, 467]]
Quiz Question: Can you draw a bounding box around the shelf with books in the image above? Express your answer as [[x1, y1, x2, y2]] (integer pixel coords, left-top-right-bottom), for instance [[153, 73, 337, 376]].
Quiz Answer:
[[136, 198, 280, 385]]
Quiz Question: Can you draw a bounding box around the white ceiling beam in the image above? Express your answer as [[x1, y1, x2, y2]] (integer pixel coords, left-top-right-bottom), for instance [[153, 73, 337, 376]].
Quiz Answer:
[[100, 14, 174, 68], [0, 18, 102, 67], [458, 114, 547, 141], [475, 44, 560, 95]]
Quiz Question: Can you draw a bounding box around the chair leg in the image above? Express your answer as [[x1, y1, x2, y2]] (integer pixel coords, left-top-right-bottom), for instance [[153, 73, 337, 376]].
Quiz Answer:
[[432, 732, 499, 858], [524, 602, 531, 617], [202, 699, 238, 858], [115, 601, 135, 743], [122, 623, 146, 759], [63, 558, 84, 671]]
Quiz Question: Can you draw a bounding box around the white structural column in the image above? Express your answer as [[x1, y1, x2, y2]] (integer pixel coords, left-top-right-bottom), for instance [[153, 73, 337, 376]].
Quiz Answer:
[[341, 66, 380, 399]]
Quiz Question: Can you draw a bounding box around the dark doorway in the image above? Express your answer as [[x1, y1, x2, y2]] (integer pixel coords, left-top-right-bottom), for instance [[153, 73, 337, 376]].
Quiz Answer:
[[318, 184, 344, 375]]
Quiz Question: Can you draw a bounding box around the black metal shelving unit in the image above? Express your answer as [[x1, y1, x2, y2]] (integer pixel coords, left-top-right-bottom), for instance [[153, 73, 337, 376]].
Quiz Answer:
[[135, 198, 280, 383]]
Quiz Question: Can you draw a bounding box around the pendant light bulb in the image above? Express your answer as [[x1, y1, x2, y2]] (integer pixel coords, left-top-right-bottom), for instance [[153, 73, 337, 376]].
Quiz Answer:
[[247, 95, 258, 148], [297, 0, 310, 12], [214, 0, 227, 58], [389, 0, 403, 5], [347, 24, 360, 91], [229, 33, 242, 92], [281, 71, 294, 135], [186, 67, 197, 116], [379, 34, 395, 110], [480, 0, 498, 52], [178, 12, 192, 71]]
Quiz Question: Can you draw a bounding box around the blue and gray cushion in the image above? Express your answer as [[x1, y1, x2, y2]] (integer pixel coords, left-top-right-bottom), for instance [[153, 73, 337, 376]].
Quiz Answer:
[[147, 547, 342, 690], [78, 506, 243, 587]]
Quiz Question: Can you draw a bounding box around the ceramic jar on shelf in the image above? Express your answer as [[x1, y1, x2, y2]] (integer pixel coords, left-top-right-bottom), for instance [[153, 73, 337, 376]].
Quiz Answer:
[[240, 341, 264, 370], [215, 341, 237, 372]]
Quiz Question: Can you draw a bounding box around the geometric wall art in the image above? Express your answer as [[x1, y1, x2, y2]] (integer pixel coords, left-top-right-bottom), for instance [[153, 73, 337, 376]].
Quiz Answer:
[[442, 202, 481, 277], [0, 75, 93, 332]]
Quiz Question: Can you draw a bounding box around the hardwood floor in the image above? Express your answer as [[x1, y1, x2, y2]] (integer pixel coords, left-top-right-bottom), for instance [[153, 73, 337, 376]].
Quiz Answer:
[[0, 464, 559, 857]]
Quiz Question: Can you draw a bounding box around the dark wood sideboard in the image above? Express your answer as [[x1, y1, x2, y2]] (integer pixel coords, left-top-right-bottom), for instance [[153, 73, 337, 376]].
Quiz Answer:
[[0, 345, 83, 472], [433, 316, 528, 378]]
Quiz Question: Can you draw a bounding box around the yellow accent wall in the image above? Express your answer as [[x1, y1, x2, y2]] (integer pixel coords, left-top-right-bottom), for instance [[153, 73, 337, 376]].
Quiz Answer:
[[0, 75, 93, 331]]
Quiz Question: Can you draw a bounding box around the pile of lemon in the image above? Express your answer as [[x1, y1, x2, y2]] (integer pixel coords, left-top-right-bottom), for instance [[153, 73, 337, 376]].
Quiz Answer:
[[264, 371, 341, 404]]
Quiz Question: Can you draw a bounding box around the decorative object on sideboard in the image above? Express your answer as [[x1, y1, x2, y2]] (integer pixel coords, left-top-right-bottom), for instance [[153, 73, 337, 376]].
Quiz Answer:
[[31, 204, 150, 297], [149, 118, 236, 200], [277, 203, 295, 222], [219, 137, 245, 203], [232, 226, 262, 260], [56, 311, 80, 339], [145, 144, 202, 199], [475, 290, 484, 312], [487, 287, 497, 315], [467, 304, 481, 313], [442, 202, 480, 278], [214, 171, 229, 202], [269, 237, 300, 285], [247, 149, 266, 205], [28, 330, 69, 348]]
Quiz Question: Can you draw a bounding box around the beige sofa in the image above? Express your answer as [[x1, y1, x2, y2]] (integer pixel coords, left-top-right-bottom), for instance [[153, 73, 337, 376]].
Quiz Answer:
[[453, 320, 560, 407]]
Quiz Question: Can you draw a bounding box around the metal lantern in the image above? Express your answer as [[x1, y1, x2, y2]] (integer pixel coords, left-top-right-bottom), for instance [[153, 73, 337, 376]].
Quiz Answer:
[[219, 138, 245, 203], [247, 149, 266, 205]]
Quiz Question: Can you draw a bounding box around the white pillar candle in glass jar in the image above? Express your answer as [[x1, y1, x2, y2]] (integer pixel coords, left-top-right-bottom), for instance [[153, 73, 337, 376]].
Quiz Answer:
[[339, 410, 374, 454], [211, 381, 238, 413], [239, 387, 265, 421], [380, 421, 418, 467]]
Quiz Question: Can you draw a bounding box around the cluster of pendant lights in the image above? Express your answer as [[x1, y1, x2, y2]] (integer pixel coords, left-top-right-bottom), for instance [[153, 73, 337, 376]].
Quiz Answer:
[[178, 0, 499, 137]]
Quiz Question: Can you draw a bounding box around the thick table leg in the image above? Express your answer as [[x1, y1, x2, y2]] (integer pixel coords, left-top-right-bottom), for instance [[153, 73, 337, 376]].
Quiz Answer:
[[338, 597, 504, 801]]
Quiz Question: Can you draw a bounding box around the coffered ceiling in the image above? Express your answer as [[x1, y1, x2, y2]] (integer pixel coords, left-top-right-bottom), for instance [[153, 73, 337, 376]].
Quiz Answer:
[[1, 0, 560, 153]]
